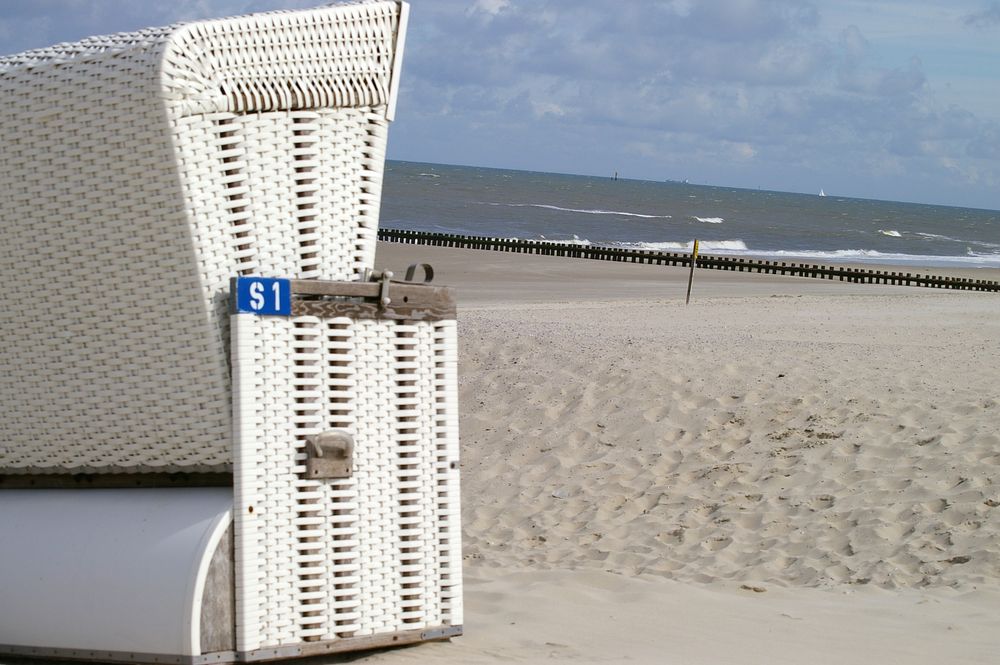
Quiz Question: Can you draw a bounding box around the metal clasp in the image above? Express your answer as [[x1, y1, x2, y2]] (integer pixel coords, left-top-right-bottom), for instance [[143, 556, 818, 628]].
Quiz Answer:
[[305, 430, 355, 479]]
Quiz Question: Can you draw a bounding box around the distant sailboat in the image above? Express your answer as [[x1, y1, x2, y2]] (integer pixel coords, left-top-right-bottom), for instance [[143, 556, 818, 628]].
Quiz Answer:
[[819, 188, 827, 197]]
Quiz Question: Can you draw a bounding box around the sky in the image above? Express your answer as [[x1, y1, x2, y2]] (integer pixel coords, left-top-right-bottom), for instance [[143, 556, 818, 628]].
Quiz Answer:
[[1, 1, 999, 210]]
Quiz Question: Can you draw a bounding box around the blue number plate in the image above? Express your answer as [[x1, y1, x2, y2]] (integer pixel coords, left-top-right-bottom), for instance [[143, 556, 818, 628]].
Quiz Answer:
[[231, 276, 292, 316]]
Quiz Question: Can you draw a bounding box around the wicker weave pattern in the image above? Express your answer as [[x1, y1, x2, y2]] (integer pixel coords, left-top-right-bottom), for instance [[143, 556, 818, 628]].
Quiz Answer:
[[432, 320, 464, 626], [0, 3, 402, 474], [232, 313, 462, 650]]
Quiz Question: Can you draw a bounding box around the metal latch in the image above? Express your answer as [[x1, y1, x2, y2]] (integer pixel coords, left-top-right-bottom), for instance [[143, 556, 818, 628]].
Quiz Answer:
[[363, 264, 436, 311], [305, 430, 354, 479], [363, 269, 394, 309]]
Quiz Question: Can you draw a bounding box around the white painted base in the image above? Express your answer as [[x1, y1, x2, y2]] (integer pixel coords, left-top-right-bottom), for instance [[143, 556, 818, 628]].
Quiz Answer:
[[0, 489, 232, 657]]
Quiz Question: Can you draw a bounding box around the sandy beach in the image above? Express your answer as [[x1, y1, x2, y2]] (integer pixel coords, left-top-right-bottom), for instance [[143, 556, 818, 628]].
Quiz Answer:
[[366, 242, 1000, 664]]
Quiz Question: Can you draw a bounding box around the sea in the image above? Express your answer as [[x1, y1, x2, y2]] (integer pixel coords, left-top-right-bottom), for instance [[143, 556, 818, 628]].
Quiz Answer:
[[380, 161, 1000, 269]]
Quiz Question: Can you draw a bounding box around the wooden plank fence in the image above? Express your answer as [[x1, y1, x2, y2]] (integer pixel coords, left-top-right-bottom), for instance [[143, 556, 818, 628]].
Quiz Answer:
[[377, 228, 1000, 293]]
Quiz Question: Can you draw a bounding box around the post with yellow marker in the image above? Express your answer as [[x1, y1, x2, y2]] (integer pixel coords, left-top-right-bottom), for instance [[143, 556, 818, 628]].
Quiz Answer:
[[685, 239, 699, 305]]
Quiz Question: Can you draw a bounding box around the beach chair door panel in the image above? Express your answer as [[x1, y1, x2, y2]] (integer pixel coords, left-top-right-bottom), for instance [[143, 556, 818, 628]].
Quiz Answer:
[[230, 308, 461, 653]]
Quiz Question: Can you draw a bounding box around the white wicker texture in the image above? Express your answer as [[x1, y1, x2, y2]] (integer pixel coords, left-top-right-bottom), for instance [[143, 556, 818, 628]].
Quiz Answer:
[[0, 2, 406, 474], [232, 312, 462, 651]]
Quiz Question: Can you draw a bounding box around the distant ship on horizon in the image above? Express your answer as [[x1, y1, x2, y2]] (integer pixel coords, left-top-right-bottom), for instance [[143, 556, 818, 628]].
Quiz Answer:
[[819, 188, 827, 197]]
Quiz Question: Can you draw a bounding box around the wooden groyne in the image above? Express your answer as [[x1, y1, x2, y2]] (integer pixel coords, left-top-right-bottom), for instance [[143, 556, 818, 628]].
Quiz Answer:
[[377, 228, 1000, 293]]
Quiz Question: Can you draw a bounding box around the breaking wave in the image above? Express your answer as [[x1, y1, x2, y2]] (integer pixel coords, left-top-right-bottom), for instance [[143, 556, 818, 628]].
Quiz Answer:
[[483, 202, 672, 219], [513, 237, 1000, 267], [916, 232, 1000, 251], [625, 240, 748, 252]]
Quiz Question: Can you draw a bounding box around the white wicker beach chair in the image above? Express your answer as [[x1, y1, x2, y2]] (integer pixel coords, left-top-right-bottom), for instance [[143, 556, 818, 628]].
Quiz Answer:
[[0, 2, 463, 661], [0, 1, 407, 474]]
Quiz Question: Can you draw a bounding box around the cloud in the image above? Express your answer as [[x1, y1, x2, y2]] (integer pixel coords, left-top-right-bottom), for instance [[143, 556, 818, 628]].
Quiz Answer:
[[939, 156, 983, 185], [530, 100, 565, 119], [468, 0, 511, 17], [839, 25, 868, 61], [680, 0, 819, 41], [732, 142, 757, 160], [963, 2, 1000, 28], [838, 56, 926, 98], [966, 127, 1000, 159], [0, 0, 317, 55], [1, 0, 997, 207], [392, 1, 1000, 201]]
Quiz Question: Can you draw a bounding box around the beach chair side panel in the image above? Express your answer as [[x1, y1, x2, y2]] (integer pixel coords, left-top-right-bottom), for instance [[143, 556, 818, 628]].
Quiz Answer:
[[0, 35, 234, 474]]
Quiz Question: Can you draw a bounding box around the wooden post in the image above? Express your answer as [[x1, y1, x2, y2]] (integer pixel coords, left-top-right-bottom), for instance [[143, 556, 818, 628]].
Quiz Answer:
[[686, 239, 699, 305]]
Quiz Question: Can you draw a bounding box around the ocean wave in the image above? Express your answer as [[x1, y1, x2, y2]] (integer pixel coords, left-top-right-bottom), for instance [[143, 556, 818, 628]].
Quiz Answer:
[[605, 239, 1000, 267], [735, 248, 1000, 268], [418, 173, 440, 178], [624, 240, 748, 252], [878, 229, 902, 237], [692, 216, 724, 224], [916, 232, 1000, 250], [486, 234, 1000, 267], [534, 236, 591, 246], [483, 202, 672, 219], [521, 238, 748, 253], [916, 232, 956, 242]]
